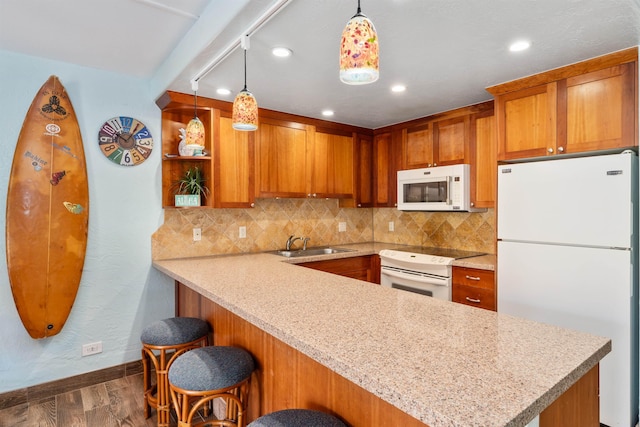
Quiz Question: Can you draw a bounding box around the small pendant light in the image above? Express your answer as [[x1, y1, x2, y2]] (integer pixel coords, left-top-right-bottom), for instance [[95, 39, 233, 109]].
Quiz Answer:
[[185, 80, 205, 149], [340, 0, 379, 85], [232, 36, 259, 131]]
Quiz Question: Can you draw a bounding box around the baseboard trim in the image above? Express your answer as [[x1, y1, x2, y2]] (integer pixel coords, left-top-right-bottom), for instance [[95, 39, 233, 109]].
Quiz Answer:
[[0, 360, 143, 410]]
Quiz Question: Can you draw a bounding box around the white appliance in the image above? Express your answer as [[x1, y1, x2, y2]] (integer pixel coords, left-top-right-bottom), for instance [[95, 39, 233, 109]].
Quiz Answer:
[[379, 247, 485, 299], [397, 164, 484, 212], [497, 151, 639, 427]]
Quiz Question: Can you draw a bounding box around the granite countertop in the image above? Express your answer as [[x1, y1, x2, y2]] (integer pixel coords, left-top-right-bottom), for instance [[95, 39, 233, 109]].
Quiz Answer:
[[153, 248, 609, 427]]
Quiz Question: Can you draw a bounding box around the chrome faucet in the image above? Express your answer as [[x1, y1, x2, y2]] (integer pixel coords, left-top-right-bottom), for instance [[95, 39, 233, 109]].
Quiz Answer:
[[285, 235, 302, 251], [302, 237, 311, 250]]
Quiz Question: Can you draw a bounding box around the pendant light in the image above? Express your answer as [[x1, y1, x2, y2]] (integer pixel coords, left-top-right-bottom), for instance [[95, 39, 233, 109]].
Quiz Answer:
[[339, 0, 379, 85], [185, 80, 205, 149], [232, 36, 258, 131]]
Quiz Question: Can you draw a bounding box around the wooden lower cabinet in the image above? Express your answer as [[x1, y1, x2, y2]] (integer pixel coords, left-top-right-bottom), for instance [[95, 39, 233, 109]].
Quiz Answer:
[[452, 266, 496, 311], [298, 255, 380, 284]]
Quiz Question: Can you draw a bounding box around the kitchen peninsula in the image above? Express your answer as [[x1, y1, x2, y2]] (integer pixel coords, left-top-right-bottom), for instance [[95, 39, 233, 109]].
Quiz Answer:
[[153, 244, 610, 427]]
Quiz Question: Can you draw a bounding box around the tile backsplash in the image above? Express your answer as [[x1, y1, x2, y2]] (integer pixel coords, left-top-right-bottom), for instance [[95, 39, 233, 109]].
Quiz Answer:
[[152, 199, 495, 260]]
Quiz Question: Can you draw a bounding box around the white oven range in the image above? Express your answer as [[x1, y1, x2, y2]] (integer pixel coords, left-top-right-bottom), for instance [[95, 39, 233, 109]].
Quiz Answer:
[[379, 247, 485, 300]]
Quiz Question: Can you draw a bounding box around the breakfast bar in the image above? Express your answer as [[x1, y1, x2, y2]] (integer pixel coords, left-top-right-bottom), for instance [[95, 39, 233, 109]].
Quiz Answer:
[[153, 247, 611, 427]]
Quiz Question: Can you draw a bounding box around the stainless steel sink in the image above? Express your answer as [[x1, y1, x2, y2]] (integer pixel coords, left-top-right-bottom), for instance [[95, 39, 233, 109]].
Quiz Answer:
[[271, 247, 354, 258]]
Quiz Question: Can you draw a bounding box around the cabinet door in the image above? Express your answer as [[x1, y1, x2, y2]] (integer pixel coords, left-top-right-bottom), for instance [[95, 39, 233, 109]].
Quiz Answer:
[[433, 116, 468, 165], [373, 132, 396, 207], [256, 118, 310, 198], [497, 83, 557, 160], [214, 112, 255, 208], [469, 111, 496, 208], [299, 256, 378, 284], [561, 62, 636, 154], [312, 129, 355, 198], [402, 124, 433, 169], [355, 133, 374, 207]]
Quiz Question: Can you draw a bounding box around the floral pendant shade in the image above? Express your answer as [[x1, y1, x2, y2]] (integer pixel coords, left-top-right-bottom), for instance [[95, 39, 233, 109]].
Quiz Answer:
[[232, 89, 258, 131], [232, 45, 259, 131], [340, 4, 379, 85], [185, 116, 205, 146]]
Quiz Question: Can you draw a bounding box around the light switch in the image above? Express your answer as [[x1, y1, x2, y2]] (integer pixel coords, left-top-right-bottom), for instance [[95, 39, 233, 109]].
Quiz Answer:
[[338, 222, 347, 232]]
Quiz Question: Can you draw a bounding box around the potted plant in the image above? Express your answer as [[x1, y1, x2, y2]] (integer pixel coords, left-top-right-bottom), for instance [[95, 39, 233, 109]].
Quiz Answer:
[[173, 166, 210, 206]]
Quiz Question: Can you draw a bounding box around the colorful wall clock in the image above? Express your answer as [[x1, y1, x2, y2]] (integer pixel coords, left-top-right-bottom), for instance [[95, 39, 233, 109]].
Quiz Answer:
[[98, 116, 153, 166]]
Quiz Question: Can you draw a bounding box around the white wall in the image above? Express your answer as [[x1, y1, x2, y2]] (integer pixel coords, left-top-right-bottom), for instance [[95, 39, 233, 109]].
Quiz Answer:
[[0, 50, 174, 393]]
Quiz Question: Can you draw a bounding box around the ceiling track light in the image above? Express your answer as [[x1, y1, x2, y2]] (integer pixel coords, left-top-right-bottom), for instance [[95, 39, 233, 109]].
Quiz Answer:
[[340, 0, 379, 85], [232, 36, 259, 131]]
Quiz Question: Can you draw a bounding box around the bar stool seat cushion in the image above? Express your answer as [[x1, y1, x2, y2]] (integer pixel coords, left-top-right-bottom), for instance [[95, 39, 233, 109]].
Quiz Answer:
[[169, 346, 255, 392], [141, 317, 209, 346], [248, 409, 347, 426]]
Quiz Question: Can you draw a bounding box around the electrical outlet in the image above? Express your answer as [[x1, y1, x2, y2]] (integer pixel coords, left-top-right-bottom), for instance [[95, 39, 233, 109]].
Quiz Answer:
[[82, 341, 102, 357], [388, 221, 395, 232], [338, 222, 346, 232], [239, 226, 247, 238], [193, 228, 201, 241]]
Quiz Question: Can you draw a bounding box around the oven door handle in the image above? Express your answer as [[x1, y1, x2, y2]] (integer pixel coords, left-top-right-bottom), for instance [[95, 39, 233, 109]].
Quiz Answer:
[[381, 268, 448, 286]]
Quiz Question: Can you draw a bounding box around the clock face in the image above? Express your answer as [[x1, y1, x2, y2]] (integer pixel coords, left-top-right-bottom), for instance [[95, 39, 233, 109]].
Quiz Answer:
[[98, 116, 153, 166]]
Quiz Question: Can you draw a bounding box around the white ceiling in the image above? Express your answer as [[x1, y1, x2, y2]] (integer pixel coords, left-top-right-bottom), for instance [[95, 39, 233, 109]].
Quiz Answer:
[[1, 0, 639, 129]]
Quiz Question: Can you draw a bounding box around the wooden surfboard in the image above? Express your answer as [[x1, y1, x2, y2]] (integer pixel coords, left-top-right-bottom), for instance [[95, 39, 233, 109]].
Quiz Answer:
[[6, 75, 89, 339]]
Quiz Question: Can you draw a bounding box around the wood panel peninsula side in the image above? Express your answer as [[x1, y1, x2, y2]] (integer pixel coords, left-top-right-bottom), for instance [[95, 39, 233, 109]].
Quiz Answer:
[[153, 248, 610, 427]]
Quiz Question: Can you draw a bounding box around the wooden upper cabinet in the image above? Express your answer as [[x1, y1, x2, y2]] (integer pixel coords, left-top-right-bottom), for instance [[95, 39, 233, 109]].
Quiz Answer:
[[373, 131, 397, 207], [214, 112, 255, 208], [496, 83, 557, 160], [255, 118, 310, 198], [489, 48, 637, 161], [311, 128, 355, 198], [562, 62, 636, 153], [433, 116, 469, 165], [470, 110, 496, 209], [351, 133, 374, 207], [402, 124, 433, 169]]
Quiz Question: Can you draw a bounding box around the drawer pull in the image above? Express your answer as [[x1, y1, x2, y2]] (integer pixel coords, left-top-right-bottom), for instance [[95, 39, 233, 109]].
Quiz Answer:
[[465, 297, 481, 303], [465, 275, 481, 281]]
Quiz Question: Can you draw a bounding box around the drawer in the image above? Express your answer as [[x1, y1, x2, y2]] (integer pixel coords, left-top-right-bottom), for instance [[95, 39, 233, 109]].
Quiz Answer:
[[452, 284, 496, 311], [452, 267, 494, 290]]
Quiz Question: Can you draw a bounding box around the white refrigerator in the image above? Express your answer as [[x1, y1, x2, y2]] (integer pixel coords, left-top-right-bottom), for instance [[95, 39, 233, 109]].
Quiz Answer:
[[497, 152, 639, 427]]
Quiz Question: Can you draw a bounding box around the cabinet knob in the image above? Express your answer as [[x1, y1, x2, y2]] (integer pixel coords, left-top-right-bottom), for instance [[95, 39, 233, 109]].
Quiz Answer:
[[433, 163, 437, 167], [547, 148, 554, 153], [357, 203, 362, 207], [250, 203, 255, 208], [558, 146, 564, 153], [428, 163, 432, 167]]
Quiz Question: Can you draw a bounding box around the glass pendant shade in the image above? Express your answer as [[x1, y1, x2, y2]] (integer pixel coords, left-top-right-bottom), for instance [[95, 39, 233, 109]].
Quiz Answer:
[[232, 89, 258, 131], [232, 46, 258, 131], [340, 4, 379, 85], [185, 116, 205, 147]]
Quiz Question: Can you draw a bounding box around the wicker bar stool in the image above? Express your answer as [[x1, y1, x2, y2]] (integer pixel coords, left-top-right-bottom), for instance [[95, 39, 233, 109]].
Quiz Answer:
[[248, 409, 347, 426], [168, 346, 255, 427], [141, 317, 210, 427]]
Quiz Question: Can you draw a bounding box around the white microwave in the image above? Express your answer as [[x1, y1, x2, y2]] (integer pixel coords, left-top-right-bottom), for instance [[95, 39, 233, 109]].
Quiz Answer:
[[397, 164, 482, 212]]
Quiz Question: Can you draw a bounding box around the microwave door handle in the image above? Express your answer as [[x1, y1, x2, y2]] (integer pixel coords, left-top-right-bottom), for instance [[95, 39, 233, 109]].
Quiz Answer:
[[446, 176, 452, 205]]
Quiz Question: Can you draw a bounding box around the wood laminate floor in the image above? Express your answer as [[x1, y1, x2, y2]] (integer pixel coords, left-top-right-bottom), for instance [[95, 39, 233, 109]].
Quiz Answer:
[[0, 373, 198, 427]]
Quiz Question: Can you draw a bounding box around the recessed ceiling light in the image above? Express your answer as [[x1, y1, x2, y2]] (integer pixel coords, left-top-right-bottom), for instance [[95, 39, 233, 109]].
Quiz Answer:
[[216, 88, 231, 96], [272, 47, 292, 58], [509, 40, 531, 52], [322, 110, 334, 117], [391, 84, 406, 93]]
